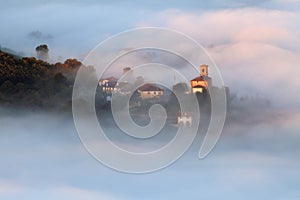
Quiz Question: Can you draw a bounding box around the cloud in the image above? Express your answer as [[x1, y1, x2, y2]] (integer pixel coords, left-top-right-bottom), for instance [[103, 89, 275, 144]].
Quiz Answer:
[[0, 179, 25, 196], [28, 30, 54, 40], [274, 0, 300, 3], [0, 104, 300, 200], [0, 1, 299, 107], [52, 186, 119, 200], [0, 2, 144, 59], [138, 7, 300, 107], [138, 8, 300, 48]]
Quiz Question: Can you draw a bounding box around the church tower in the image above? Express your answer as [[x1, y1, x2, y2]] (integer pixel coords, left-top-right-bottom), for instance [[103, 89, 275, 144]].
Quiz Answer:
[[200, 64, 208, 77]]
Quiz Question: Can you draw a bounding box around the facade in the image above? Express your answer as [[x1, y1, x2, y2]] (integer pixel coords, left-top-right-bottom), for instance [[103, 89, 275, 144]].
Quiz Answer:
[[99, 77, 120, 93], [177, 112, 192, 127], [99, 77, 134, 95], [138, 83, 164, 99], [190, 64, 212, 94], [190, 76, 208, 93]]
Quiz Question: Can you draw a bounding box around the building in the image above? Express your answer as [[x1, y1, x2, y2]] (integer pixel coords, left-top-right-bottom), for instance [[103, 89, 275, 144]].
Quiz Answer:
[[177, 112, 192, 127], [138, 83, 164, 99], [190, 64, 212, 94], [99, 76, 119, 93]]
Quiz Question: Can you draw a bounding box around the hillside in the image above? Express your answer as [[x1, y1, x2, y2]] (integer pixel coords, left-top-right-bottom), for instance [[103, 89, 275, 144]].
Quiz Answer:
[[0, 50, 95, 110]]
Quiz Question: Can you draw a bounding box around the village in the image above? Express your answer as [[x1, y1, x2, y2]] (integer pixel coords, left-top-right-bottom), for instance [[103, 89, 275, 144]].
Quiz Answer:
[[97, 65, 231, 127]]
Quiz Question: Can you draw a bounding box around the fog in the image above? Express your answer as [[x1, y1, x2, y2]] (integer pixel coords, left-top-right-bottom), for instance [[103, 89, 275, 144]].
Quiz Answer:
[[0, 104, 299, 200], [1, 0, 300, 107], [1, 0, 300, 199]]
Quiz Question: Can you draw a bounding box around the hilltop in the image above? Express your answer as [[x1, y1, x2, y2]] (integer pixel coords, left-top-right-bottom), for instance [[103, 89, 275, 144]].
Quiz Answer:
[[0, 50, 95, 111]]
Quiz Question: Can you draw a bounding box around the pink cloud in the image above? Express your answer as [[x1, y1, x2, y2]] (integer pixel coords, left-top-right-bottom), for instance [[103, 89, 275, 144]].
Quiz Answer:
[[137, 8, 300, 107], [0, 179, 25, 196]]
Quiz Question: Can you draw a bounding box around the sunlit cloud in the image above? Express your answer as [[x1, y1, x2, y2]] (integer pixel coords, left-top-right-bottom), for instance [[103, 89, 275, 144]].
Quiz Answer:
[[137, 7, 300, 107]]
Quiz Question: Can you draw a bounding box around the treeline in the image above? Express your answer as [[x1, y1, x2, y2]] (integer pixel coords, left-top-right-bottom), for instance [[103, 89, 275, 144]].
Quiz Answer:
[[0, 50, 94, 111]]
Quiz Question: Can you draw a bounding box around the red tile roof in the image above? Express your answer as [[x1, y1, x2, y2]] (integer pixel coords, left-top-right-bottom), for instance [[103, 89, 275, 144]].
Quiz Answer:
[[191, 76, 206, 81], [99, 76, 118, 82], [138, 84, 163, 91], [190, 76, 211, 82]]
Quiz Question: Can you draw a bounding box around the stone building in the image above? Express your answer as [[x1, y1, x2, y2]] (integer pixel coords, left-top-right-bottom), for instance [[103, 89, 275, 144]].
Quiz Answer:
[[190, 64, 212, 94]]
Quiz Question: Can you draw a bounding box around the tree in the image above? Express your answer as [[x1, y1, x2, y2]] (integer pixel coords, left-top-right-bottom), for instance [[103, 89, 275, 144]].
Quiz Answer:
[[63, 59, 81, 69], [123, 67, 131, 75], [54, 73, 67, 84], [172, 82, 189, 95], [36, 44, 49, 61], [0, 80, 15, 95], [134, 76, 144, 87]]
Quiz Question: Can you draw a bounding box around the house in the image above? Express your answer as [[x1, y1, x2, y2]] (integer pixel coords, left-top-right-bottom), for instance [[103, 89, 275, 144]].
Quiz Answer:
[[190, 64, 212, 94], [177, 112, 192, 127], [99, 77, 120, 93], [138, 83, 164, 99]]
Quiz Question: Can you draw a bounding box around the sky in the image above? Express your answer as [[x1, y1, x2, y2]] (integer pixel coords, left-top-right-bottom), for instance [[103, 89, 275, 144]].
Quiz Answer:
[[1, 0, 300, 107]]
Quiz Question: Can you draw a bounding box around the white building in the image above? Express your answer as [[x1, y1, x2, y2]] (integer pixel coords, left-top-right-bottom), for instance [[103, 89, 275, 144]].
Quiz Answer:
[[138, 84, 164, 99]]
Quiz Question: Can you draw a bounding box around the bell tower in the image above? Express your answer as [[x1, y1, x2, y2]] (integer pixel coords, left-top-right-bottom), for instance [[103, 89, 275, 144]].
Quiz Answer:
[[200, 64, 208, 77]]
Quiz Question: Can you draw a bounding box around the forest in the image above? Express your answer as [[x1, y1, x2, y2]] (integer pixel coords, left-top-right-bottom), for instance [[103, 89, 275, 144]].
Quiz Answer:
[[0, 50, 95, 111]]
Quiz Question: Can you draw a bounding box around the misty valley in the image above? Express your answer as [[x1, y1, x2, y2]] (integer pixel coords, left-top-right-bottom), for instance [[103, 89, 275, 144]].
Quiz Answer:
[[1, 44, 299, 199]]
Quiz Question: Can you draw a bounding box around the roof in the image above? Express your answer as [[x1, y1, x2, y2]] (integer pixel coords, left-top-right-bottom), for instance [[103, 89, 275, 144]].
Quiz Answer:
[[192, 85, 206, 88], [99, 76, 118, 82], [104, 81, 118, 87], [191, 76, 205, 81], [138, 84, 163, 92], [190, 75, 211, 82]]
